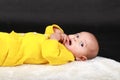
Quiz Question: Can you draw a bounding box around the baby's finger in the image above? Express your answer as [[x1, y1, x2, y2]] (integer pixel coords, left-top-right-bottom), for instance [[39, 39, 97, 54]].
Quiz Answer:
[[63, 35, 69, 44], [65, 36, 69, 44]]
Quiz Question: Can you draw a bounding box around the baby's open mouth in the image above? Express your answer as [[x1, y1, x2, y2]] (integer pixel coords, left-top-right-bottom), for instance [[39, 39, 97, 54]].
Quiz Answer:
[[69, 40, 72, 45]]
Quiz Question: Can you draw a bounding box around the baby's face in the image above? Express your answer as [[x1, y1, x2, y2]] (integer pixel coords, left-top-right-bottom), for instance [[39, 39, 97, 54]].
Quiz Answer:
[[64, 32, 99, 61]]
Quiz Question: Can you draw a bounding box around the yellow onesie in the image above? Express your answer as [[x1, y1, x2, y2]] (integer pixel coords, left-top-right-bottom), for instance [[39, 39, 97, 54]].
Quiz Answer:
[[0, 24, 75, 66]]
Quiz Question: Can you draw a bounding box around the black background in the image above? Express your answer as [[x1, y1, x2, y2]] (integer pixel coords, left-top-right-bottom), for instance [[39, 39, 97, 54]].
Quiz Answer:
[[0, 0, 120, 62]]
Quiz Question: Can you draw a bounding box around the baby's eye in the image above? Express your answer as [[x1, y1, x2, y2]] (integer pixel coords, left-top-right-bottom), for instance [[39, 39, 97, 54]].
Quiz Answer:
[[76, 34, 79, 38], [80, 42, 84, 47]]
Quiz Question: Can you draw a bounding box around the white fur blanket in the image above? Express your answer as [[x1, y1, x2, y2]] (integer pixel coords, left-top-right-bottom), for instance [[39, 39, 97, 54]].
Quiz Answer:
[[0, 56, 120, 80]]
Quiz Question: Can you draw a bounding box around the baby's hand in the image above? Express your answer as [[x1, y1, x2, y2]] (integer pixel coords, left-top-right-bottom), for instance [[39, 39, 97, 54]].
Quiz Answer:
[[50, 33, 69, 44], [50, 33, 62, 41], [60, 33, 69, 44]]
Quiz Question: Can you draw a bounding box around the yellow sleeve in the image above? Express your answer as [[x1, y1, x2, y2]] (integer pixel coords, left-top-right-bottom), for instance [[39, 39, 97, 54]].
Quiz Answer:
[[42, 40, 75, 65], [44, 24, 64, 38]]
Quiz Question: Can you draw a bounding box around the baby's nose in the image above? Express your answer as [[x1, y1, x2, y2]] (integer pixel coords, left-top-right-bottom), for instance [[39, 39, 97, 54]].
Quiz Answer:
[[74, 37, 77, 41], [70, 36, 77, 41]]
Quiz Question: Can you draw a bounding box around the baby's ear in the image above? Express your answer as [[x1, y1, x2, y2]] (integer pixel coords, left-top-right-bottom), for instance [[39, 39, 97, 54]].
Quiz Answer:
[[76, 56, 87, 61]]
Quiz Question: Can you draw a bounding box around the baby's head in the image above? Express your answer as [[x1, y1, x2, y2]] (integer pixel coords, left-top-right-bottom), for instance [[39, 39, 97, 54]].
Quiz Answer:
[[64, 31, 99, 61]]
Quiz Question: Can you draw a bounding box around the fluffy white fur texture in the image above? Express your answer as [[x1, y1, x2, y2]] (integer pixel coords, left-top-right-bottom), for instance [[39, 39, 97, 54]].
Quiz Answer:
[[0, 56, 120, 80]]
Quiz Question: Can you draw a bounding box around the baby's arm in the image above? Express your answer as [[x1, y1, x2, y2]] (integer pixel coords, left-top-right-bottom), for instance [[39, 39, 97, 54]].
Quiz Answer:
[[53, 27, 63, 34], [45, 24, 69, 44], [50, 33, 69, 44], [44, 24, 64, 36], [42, 40, 74, 65]]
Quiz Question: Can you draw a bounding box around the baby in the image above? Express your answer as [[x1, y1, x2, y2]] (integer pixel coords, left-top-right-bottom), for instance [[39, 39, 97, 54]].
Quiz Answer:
[[0, 24, 99, 66], [51, 26, 99, 61]]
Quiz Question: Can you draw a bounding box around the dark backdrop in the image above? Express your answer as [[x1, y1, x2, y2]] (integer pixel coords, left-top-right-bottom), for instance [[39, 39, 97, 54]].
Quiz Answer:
[[0, 0, 120, 62]]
